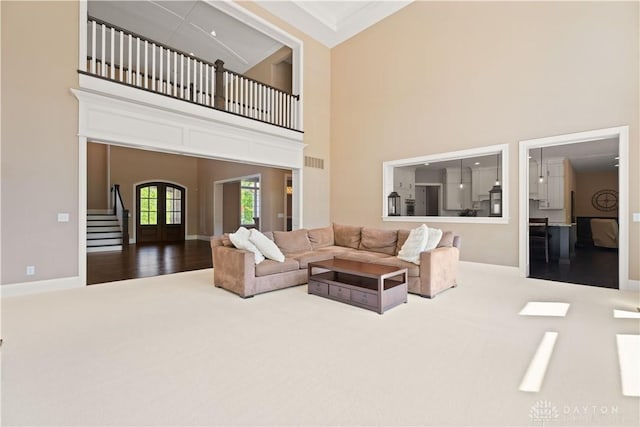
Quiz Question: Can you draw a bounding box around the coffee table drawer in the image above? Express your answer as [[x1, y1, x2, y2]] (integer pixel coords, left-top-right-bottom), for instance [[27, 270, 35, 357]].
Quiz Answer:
[[308, 280, 328, 296], [329, 284, 351, 300], [351, 289, 377, 308]]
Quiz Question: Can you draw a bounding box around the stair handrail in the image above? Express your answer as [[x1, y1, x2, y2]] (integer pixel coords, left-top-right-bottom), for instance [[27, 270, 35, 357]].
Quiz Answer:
[[112, 184, 129, 246]]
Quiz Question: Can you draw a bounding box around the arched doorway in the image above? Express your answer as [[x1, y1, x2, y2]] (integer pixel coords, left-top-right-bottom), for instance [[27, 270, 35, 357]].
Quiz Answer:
[[136, 182, 186, 243]]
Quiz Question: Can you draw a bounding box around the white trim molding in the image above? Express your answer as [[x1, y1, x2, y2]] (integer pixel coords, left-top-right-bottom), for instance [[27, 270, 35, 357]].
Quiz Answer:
[[382, 144, 509, 224], [1, 276, 84, 298], [518, 126, 630, 290]]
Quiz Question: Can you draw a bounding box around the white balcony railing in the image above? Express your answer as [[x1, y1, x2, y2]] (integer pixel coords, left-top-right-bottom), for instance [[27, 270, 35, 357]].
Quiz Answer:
[[84, 16, 301, 131]]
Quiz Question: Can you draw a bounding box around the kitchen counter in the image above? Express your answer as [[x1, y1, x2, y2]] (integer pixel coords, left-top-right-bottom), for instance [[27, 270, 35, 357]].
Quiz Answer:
[[529, 221, 577, 264]]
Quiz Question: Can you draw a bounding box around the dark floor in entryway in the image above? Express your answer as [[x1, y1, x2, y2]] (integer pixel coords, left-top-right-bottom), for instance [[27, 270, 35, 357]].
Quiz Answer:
[[529, 245, 619, 289], [87, 240, 212, 285]]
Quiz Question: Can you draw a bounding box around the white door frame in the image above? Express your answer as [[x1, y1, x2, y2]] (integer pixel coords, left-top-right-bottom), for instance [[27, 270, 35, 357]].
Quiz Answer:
[[518, 126, 629, 289], [213, 174, 261, 236]]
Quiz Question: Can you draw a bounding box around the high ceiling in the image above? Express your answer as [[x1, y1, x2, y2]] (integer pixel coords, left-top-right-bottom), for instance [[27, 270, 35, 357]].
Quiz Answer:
[[88, 1, 412, 73], [257, 1, 413, 47], [88, 0, 286, 74]]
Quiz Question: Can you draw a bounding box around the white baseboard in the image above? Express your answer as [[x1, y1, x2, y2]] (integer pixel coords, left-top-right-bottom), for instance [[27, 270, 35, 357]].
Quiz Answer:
[[621, 279, 640, 292], [459, 260, 520, 275], [186, 235, 198, 240], [1, 276, 85, 298], [196, 235, 212, 241]]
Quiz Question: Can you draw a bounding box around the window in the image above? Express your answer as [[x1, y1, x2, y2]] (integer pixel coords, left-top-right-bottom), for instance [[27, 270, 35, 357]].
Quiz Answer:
[[240, 179, 260, 226], [166, 187, 182, 225], [139, 185, 158, 225], [383, 144, 509, 223]]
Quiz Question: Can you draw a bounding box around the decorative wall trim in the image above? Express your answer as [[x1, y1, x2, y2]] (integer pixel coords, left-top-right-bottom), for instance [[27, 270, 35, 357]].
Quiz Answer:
[[73, 80, 305, 169], [1, 276, 84, 298]]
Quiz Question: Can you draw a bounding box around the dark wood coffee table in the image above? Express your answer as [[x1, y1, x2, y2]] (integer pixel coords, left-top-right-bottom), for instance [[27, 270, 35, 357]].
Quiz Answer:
[[307, 258, 408, 314]]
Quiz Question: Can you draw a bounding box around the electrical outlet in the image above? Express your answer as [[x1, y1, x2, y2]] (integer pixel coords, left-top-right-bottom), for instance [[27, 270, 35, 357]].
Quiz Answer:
[[57, 213, 70, 222], [26, 265, 35, 276]]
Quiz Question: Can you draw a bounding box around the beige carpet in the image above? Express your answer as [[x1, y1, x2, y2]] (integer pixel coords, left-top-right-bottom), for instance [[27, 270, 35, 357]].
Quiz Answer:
[[1, 263, 639, 426]]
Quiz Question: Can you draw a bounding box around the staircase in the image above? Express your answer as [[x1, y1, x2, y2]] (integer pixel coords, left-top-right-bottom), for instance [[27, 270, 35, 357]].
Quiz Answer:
[[87, 210, 123, 252]]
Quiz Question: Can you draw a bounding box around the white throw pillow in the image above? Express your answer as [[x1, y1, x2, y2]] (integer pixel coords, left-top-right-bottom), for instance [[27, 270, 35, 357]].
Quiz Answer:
[[425, 227, 443, 252], [397, 224, 429, 265], [229, 227, 265, 264], [249, 229, 285, 262]]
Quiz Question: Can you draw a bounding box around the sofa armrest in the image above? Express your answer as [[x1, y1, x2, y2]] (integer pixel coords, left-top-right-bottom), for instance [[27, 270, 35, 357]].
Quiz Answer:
[[212, 246, 256, 298], [418, 246, 459, 298]]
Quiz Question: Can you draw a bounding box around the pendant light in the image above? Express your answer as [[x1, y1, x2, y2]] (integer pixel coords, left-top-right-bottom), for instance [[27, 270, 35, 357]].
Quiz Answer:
[[538, 147, 544, 183], [459, 159, 464, 189]]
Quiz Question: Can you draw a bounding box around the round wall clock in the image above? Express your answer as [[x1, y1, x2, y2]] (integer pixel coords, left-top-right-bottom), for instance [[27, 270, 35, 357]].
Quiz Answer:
[[591, 189, 618, 212]]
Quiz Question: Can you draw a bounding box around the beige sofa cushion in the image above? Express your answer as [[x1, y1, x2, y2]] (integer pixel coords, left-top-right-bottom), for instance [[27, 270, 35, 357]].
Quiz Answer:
[[374, 257, 420, 277], [273, 229, 313, 254], [359, 227, 398, 255], [335, 251, 391, 263], [396, 229, 410, 255], [437, 231, 455, 248], [287, 251, 335, 269], [333, 224, 362, 249], [255, 259, 300, 277], [308, 226, 334, 249]]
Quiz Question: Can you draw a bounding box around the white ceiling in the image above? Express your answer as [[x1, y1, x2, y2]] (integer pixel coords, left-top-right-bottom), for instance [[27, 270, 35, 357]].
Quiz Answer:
[[257, 0, 413, 47], [88, 0, 286, 73]]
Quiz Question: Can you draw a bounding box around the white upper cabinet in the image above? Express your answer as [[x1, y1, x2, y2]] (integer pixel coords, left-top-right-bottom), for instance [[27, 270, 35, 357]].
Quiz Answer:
[[471, 166, 497, 202], [538, 158, 564, 210], [444, 167, 471, 210]]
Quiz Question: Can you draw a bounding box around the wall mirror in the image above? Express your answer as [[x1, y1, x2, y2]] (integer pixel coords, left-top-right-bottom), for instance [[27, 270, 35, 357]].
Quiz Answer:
[[382, 144, 509, 223]]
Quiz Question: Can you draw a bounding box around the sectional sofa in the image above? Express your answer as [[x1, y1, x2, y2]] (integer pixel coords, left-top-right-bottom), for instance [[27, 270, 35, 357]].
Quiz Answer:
[[210, 224, 460, 299]]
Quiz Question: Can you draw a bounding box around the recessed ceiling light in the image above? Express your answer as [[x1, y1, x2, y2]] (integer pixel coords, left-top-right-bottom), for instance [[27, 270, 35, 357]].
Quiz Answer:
[[210, 30, 217, 37], [424, 162, 430, 166], [474, 162, 480, 165]]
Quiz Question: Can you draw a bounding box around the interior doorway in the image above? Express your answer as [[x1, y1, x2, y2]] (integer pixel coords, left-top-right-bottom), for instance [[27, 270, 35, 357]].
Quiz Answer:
[[415, 184, 442, 216], [519, 126, 629, 290]]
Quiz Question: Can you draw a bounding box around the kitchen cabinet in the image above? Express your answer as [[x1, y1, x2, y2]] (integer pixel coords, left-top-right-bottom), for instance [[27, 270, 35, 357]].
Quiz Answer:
[[529, 159, 540, 200], [443, 168, 471, 210], [538, 159, 564, 210], [393, 166, 416, 215], [471, 166, 497, 202]]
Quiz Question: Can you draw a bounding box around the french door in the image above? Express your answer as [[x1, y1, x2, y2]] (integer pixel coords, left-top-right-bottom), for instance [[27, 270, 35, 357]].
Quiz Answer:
[[136, 182, 185, 243]]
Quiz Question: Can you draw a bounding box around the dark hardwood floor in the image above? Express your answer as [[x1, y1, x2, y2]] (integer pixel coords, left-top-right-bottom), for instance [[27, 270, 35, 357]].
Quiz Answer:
[[87, 240, 213, 285], [529, 245, 619, 289]]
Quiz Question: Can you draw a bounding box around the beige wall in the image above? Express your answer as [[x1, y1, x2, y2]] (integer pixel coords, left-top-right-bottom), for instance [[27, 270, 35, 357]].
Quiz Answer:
[[330, 1, 639, 279], [196, 158, 289, 235], [243, 46, 293, 94], [575, 171, 619, 218], [222, 182, 240, 233], [244, 2, 332, 230], [1, 1, 79, 284], [108, 146, 200, 239], [87, 143, 109, 210]]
